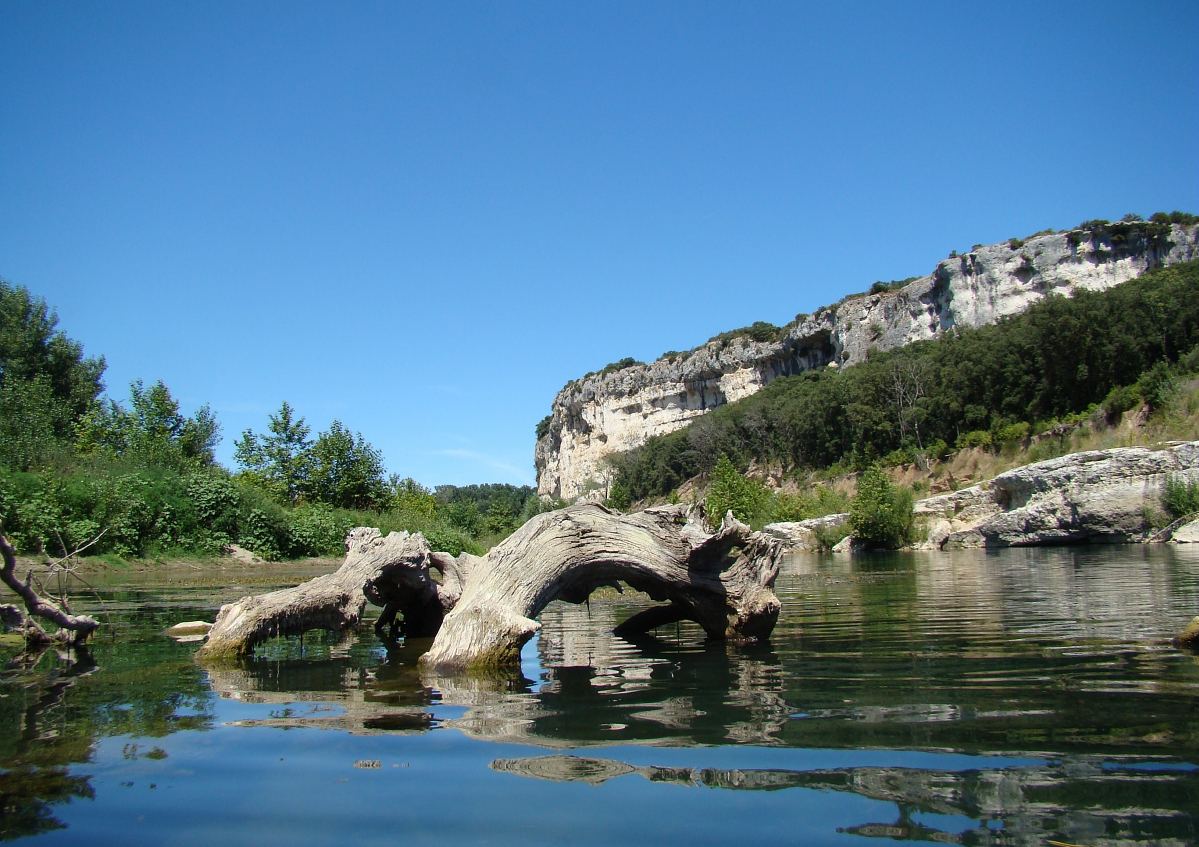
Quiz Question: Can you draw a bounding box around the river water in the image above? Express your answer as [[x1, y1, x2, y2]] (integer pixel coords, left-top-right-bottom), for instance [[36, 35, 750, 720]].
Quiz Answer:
[[2, 546, 1198, 845]]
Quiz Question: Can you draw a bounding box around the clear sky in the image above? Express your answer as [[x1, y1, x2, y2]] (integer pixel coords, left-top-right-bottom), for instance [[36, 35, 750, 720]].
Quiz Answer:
[[3, 1, 1197, 487]]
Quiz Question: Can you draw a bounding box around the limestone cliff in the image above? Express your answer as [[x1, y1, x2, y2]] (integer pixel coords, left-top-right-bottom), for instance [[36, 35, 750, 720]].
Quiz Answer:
[[536, 222, 1199, 500]]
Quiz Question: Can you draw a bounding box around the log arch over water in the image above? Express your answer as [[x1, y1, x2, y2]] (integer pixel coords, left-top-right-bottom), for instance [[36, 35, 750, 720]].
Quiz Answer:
[[199, 504, 784, 672]]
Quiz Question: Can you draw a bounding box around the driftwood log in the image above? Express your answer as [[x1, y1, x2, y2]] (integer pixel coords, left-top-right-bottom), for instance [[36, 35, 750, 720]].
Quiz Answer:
[[0, 534, 98, 647], [198, 526, 467, 660], [200, 504, 783, 672]]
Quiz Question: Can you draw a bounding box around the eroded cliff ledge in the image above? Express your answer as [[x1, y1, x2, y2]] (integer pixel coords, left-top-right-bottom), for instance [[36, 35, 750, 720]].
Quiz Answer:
[[536, 222, 1199, 501]]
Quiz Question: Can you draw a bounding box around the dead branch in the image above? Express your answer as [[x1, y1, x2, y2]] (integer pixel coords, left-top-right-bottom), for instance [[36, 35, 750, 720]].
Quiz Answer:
[[0, 534, 99, 646]]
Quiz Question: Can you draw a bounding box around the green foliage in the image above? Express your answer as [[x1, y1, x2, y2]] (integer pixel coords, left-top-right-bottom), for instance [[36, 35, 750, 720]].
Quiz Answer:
[[305, 421, 387, 509], [849, 465, 915, 549], [0, 375, 69, 469], [535, 415, 552, 440], [1150, 210, 1199, 226], [1102, 383, 1141, 420], [766, 486, 850, 523], [994, 421, 1030, 446], [286, 504, 347, 557], [813, 521, 852, 551], [596, 357, 643, 377], [0, 281, 106, 469], [0, 280, 105, 422], [1137, 361, 1177, 413], [869, 276, 920, 295], [392, 477, 437, 519], [709, 321, 783, 347], [957, 430, 993, 450], [74, 380, 220, 471], [234, 401, 312, 504], [1163, 475, 1199, 521], [705, 455, 770, 528], [605, 477, 632, 511]]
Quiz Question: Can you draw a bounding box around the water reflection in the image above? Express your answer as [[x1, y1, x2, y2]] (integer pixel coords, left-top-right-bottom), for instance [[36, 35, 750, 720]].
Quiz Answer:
[[1, 586, 217, 841], [0, 648, 97, 840], [491, 753, 1197, 845], [3, 547, 1199, 845], [204, 629, 792, 747]]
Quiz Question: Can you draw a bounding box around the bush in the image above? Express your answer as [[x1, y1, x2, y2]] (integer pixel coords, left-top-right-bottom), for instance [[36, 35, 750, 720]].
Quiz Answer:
[[813, 521, 851, 551], [705, 455, 770, 529], [1138, 362, 1177, 413], [994, 421, 1030, 445], [1163, 475, 1199, 521], [605, 477, 632, 511], [849, 465, 915, 548], [957, 430, 993, 450], [288, 504, 348, 557], [1102, 384, 1141, 420], [767, 486, 850, 523], [882, 447, 915, 467]]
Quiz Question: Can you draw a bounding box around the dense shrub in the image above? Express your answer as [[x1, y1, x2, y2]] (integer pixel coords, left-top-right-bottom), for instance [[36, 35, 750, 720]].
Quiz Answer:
[[957, 430, 993, 450], [1163, 475, 1199, 521], [849, 465, 915, 548], [705, 455, 770, 528]]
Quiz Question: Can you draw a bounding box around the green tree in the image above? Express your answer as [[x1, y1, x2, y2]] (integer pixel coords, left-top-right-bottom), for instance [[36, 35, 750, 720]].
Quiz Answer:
[[234, 401, 312, 504], [390, 476, 438, 522], [0, 280, 106, 468], [849, 464, 915, 548], [705, 454, 769, 528], [304, 420, 387, 509], [74, 380, 219, 470]]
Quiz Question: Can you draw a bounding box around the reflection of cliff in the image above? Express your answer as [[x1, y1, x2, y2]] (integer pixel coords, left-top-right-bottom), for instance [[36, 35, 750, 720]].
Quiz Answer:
[[492, 754, 1198, 846]]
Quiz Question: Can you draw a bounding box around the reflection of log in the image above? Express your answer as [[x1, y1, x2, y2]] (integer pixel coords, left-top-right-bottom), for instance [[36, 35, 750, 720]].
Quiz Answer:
[[200, 504, 783, 672], [200, 527, 468, 659]]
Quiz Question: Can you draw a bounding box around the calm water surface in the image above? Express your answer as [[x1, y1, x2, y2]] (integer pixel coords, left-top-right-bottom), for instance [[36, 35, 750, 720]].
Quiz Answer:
[[2, 546, 1198, 845]]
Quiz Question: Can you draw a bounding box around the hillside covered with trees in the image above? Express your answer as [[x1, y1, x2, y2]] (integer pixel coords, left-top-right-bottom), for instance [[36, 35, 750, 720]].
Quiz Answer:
[[608, 258, 1199, 510], [0, 280, 550, 561]]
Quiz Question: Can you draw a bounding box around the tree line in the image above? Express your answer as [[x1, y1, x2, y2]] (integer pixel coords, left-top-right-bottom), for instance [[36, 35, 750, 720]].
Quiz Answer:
[[610, 258, 1199, 503], [0, 279, 547, 560]]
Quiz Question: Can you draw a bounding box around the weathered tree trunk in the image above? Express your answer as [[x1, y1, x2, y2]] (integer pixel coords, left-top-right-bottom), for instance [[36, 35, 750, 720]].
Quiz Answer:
[[197, 505, 783, 673], [0, 534, 98, 646], [420, 504, 782, 671], [199, 527, 468, 660]]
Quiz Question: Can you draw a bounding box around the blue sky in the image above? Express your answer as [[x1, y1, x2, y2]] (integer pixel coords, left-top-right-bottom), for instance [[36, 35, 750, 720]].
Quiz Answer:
[[3, 1, 1197, 487]]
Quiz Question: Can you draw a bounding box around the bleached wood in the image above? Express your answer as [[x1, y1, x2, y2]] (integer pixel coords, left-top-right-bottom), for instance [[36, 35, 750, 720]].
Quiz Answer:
[[198, 505, 784, 672]]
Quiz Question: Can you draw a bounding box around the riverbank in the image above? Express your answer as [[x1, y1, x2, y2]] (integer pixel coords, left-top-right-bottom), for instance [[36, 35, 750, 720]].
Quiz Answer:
[[765, 440, 1199, 552]]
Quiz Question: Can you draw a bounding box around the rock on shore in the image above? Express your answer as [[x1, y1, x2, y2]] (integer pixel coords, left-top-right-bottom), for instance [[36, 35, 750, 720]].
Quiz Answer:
[[763, 441, 1199, 551]]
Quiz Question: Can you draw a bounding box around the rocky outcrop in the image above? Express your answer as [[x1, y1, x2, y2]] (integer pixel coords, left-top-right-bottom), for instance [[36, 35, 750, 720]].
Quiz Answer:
[[763, 441, 1199, 551], [536, 222, 1199, 500]]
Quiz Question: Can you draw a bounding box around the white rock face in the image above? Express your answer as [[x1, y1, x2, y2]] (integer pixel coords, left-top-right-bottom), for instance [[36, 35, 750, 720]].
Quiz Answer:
[[928, 442, 1199, 548], [762, 442, 1199, 551], [536, 223, 1199, 500]]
